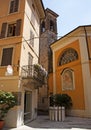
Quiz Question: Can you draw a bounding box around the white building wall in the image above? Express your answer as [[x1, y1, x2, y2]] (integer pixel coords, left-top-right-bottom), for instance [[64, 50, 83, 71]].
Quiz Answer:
[[19, 0, 40, 68], [79, 35, 91, 117], [17, 0, 41, 127]]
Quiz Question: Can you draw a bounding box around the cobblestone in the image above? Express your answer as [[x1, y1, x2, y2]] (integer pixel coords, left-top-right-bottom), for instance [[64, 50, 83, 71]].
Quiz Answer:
[[3, 116, 91, 130]]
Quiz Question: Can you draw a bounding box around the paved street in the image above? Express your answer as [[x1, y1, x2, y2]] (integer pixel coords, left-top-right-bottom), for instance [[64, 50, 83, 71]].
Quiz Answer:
[[4, 116, 91, 130]]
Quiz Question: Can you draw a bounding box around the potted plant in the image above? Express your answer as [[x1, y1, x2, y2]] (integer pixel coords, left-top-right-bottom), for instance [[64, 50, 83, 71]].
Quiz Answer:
[[50, 93, 72, 108], [54, 94, 72, 109], [49, 93, 72, 121], [0, 90, 17, 129]]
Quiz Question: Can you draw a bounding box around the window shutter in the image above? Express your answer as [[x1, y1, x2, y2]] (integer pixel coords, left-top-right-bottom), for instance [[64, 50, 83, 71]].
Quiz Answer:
[[14, 0, 19, 12], [15, 19, 22, 36], [1, 48, 13, 66], [9, 0, 14, 13], [9, 0, 19, 13], [0, 23, 7, 38], [7, 24, 12, 37]]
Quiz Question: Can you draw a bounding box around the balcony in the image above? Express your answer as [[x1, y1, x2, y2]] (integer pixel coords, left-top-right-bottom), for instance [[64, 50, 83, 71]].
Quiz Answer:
[[21, 64, 47, 89]]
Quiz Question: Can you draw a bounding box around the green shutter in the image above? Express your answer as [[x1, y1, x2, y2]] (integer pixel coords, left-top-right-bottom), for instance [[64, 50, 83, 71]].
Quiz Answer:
[[15, 19, 22, 36]]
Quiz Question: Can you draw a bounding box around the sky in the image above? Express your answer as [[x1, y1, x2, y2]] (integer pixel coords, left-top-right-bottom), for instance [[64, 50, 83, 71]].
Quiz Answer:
[[42, 0, 91, 37]]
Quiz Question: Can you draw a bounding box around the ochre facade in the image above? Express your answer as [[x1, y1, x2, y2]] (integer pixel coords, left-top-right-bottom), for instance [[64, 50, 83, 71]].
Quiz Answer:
[[49, 26, 91, 117], [0, 0, 45, 127]]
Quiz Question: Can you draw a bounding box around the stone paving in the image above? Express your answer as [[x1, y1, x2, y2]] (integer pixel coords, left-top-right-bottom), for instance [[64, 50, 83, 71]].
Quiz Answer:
[[3, 116, 91, 130]]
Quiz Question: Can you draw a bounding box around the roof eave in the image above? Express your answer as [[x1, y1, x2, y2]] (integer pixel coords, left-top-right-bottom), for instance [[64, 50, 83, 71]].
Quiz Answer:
[[51, 25, 91, 48], [35, 0, 45, 19]]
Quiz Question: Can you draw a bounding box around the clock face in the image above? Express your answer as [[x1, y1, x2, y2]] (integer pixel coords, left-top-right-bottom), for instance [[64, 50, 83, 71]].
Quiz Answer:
[[7, 65, 13, 75]]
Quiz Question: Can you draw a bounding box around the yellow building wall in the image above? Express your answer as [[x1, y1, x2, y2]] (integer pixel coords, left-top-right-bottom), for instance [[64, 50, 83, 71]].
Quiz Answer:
[[49, 40, 85, 110], [48, 73, 53, 95], [0, 0, 25, 30], [0, 38, 22, 77], [0, 78, 19, 91], [0, 0, 25, 16], [0, 0, 25, 92]]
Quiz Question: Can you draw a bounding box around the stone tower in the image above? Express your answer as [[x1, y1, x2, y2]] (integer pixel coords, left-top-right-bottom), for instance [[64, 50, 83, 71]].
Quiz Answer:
[[38, 8, 59, 113]]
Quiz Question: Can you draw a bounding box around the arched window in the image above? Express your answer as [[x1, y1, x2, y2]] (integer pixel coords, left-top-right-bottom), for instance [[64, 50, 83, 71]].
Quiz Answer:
[[50, 20, 54, 31], [61, 68, 75, 91], [59, 48, 78, 66]]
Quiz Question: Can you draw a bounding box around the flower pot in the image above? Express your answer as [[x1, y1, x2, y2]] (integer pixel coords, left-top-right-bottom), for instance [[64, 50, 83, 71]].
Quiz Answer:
[[0, 120, 4, 130]]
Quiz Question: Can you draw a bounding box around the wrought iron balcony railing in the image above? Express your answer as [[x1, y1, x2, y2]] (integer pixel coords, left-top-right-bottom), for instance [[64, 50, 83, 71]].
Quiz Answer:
[[21, 65, 47, 85], [21, 65, 37, 78]]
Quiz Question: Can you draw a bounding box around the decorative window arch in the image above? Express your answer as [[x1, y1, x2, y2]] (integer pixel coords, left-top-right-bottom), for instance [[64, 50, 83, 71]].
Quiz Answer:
[[61, 68, 75, 91], [58, 48, 78, 66]]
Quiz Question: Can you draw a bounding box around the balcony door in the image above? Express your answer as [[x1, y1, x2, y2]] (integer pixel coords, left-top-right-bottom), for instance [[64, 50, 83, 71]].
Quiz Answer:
[[24, 91, 32, 123]]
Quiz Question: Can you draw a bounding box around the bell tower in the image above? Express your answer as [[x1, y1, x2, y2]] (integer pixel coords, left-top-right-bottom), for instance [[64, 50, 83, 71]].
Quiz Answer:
[[38, 8, 59, 114], [40, 8, 59, 72]]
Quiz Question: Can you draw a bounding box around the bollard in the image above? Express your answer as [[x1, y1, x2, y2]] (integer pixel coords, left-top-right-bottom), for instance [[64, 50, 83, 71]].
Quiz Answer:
[[54, 107, 58, 121], [58, 107, 61, 121], [61, 106, 65, 121], [51, 107, 55, 121]]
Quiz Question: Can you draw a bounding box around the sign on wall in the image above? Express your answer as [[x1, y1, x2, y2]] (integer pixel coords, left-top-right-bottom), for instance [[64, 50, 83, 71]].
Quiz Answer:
[[5, 65, 13, 76]]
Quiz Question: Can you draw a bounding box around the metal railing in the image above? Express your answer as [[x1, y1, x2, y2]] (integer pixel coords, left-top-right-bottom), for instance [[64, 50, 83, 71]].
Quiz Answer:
[[21, 65, 47, 86], [21, 65, 37, 78]]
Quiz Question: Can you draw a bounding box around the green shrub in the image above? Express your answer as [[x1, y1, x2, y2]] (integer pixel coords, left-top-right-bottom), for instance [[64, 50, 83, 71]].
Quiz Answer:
[[0, 90, 17, 120], [49, 93, 72, 109]]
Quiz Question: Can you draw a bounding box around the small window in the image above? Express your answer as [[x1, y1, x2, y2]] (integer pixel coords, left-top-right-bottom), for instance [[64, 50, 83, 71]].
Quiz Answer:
[[0, 19, 22, 38], [9, 0, 19, 14], [41, 21, 45, 33], [29, 31, 34, 47], [28, 53, 33, 66], [50, 20, 54, 31], [1, 47, 13, 66], [7, 23, 16, 37]]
